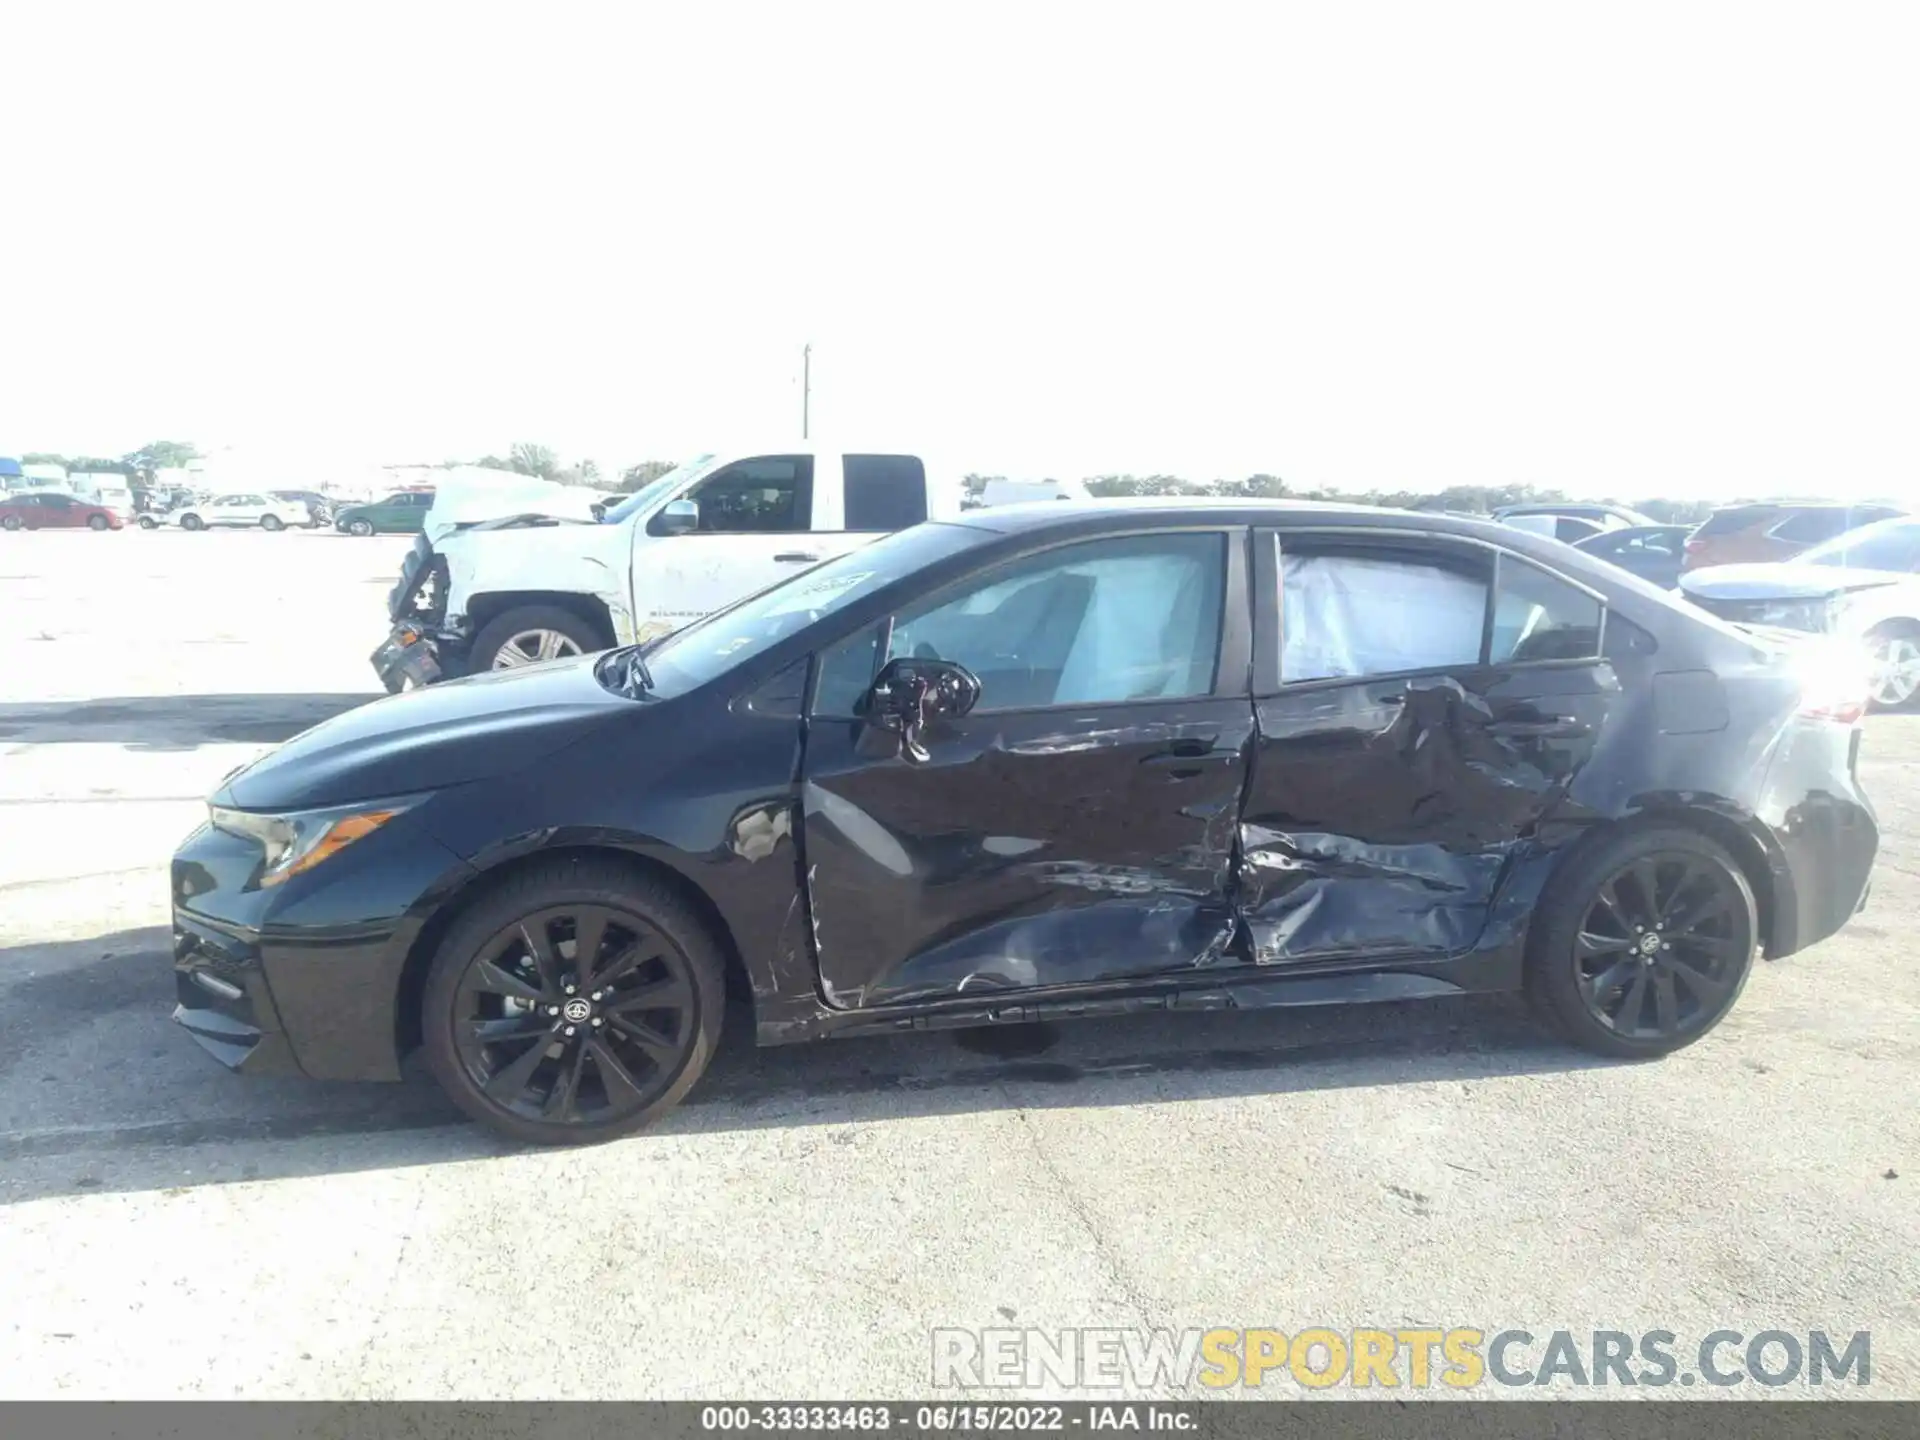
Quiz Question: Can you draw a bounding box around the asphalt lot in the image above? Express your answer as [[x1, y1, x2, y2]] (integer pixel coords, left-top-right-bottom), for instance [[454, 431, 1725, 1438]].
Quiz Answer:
[[0, 526, 1915, 1400]]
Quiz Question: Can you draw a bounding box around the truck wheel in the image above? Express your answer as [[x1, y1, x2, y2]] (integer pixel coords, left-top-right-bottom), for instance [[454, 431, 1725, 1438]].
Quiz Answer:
[[473, 606, 603, 670]]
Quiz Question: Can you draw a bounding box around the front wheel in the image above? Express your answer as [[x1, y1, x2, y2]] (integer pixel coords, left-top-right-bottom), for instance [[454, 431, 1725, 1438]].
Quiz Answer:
[[421, 859, 726, 1144], [88, 514, 111, 531], [1, 515, 21, 531], [180, 513, 205, 531], [1867, 626, 1920, 711], [1526, 826, 1757, 1059], [473, 605, 601, 670], [260, 514, 284, 531], [137, 514, 159, 529]]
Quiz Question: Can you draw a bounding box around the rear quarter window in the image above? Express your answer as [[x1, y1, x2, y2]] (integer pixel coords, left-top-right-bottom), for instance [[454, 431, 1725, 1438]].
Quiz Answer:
[[1767, 508, 1852, 544], [1693, 504, 1779, 537]]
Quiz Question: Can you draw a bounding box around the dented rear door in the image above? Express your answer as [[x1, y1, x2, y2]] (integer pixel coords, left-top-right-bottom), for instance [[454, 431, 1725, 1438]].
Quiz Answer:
[[1239, 527, 1617, 966]]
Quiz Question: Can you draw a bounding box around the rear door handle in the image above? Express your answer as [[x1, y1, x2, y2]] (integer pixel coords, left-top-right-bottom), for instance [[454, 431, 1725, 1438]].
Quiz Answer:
[[1487, 716, 1587, 739], [774, 551, 822, 563]]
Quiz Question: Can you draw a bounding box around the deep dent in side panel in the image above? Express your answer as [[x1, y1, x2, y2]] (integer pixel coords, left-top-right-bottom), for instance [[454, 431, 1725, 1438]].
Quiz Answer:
[[1238, 674, 1608, 964], [802, 700, 1252, 1008]]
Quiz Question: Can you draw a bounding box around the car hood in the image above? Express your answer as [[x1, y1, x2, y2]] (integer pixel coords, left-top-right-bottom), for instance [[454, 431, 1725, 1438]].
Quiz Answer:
[[217, 654, 628, 811], [1679, 562, 1908, 601]]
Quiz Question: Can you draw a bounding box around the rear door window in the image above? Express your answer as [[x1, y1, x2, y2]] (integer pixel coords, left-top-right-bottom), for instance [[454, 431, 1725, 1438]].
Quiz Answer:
[[843, 455, 928, 531], [1279, 542, 1489, 682]]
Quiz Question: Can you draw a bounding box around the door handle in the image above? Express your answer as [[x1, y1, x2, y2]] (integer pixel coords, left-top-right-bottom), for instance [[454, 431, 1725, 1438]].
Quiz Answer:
[[1486, 716, 1587, 739], [1142, 736, 1220, 772], [774, 551, 822, 563]]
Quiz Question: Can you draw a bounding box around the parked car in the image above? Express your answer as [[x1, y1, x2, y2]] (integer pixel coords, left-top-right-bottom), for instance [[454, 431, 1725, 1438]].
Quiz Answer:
[[335, 490, 436, 536], [270, 490, 335, 527], [1682, 502, 1903, 572], [1679, 513, 1920, 710], [1574, 523, 1693, 589], [173, 500, 1879, 1144], [1493, 502, 1655, 531], [375, 447, 960, 688], [1499, 512, 1607, 544], [0, 491, 124, 531], [170, 493, 311, 531]]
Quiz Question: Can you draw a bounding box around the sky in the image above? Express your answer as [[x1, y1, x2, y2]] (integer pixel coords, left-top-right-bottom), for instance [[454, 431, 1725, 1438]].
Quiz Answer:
[[3, 2, 1917, 501]]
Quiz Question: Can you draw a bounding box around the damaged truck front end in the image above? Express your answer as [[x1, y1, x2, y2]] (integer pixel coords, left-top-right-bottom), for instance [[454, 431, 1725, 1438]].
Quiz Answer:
[[373, 536, 457, 691]]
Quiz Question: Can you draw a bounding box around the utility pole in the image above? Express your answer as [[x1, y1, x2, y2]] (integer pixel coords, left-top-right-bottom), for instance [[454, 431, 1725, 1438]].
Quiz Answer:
[[801, 343, 811, 440]]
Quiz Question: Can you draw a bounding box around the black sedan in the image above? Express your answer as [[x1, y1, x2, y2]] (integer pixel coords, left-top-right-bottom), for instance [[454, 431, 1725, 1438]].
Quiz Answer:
[[171, 502, 1880, 1144]]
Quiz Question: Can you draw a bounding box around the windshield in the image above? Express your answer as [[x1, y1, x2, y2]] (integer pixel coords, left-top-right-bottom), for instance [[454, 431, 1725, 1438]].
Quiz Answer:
[[1802, 516, 1920, 572], [599, 455, 718, 525], [610, 522, 987, 697]]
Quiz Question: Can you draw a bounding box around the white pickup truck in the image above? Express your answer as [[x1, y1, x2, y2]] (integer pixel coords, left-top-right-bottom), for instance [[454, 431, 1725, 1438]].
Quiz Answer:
[[373, 444, 963, 688]]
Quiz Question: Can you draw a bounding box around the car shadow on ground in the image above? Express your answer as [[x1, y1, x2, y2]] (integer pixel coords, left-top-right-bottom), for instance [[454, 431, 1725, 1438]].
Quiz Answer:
[[0, 694, 384, 748], [0, 926, 1613, 1206]]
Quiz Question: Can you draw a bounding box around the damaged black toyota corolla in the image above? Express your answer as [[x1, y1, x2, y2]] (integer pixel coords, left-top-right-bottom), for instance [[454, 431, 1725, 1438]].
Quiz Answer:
[[171, 502, 1881, 1144]]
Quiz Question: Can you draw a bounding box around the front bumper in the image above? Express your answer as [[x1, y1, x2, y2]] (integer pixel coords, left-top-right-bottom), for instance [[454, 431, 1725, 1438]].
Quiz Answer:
[[172, 909, 305, 1076], [371, 625, 447, 693]]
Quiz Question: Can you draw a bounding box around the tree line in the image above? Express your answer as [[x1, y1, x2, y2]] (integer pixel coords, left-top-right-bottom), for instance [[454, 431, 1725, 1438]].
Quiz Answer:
[[14, 438, 1856, 525]]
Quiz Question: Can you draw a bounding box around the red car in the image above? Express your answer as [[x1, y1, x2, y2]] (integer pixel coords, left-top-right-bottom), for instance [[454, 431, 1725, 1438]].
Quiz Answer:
[[0, 492, 124, 531]]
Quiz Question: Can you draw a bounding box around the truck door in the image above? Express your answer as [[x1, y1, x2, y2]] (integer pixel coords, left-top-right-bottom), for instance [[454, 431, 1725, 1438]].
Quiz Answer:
[[633, 454, 889, 644]]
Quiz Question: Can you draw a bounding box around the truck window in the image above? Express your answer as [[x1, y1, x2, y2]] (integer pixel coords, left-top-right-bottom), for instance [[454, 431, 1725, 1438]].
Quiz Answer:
[[843, 455, 929, 530], [670, 456, 813, 535]]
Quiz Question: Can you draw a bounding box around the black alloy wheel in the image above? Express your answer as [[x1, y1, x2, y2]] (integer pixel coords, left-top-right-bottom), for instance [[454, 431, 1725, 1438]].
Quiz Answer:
[[422, 859, 725, 1144], [1528, 827, 1757, 1058]]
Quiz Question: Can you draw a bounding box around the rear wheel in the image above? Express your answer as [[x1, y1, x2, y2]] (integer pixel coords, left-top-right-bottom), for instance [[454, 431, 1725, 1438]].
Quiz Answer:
[[473, 605, 601, 670], [88, 514, 110, 531], [1867, 625, 1920, 711], [1527, 826, 1757, 1058], [137, 514, 159, 529], [421, 859, 726, 1144], [2, 515, 22, 531], [260, 514, 284, 532], [347, 518, 374, 536]]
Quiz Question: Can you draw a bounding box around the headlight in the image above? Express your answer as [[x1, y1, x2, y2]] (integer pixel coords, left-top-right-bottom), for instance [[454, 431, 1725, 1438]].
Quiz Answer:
[[208, 798, 414, 886]]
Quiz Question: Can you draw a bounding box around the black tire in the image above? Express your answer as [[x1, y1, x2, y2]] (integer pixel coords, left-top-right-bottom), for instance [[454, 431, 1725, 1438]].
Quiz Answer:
[[88, 514, 110, 531], [1527, 825, 1757, 1059], [2, 515, 21, 531], [471, 604, 604, 671], [181, 513, 205, 531], [346, 518, 374, 537], [137, 514, 159, 529], [260, 514, 284, 531], [421, 857, 726, 1145]]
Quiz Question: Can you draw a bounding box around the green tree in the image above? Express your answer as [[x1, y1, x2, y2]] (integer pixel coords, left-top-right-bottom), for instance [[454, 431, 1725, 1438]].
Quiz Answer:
[[123, 440, 200, 480], [507, 442, 560, 479], [620, 460, 678, 491]]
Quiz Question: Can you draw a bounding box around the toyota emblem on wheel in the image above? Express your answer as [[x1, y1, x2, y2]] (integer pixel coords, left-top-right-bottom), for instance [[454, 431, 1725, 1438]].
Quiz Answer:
[[562, 997, 592, 1024]]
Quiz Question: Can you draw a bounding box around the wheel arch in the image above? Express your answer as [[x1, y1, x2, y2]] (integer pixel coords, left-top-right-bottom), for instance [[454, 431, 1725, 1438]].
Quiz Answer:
[[465, 591, 617, 648], [392, 842, 749, 1061], [1528, 802, 1790, 960]]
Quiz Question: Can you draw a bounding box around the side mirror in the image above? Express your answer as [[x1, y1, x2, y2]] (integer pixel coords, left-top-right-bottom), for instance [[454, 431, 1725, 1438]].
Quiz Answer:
[[859, 656, 982, 762], [655, 498, 699, 535]]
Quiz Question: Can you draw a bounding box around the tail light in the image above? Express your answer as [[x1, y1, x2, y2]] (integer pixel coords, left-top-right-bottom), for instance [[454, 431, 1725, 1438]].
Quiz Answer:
[[1793, 638, 1872, 725]]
